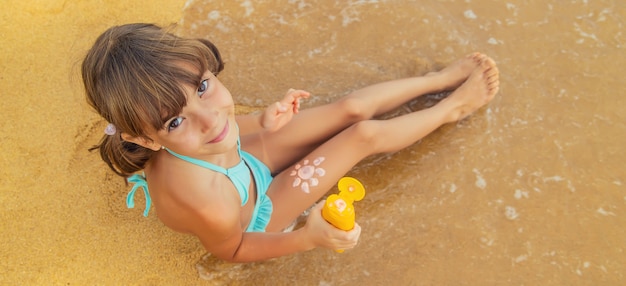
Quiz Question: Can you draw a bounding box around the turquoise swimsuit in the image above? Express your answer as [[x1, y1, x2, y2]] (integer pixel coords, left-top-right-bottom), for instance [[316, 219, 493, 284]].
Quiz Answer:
[[126, 140, 274, 232]]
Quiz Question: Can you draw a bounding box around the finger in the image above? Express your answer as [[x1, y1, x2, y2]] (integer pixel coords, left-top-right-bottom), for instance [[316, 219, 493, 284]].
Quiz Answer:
[[347, 227, 361, 249], [340, 225, 360, 245], [294, 90, 310, 99], [286, 89, 310, 99], [352, 223, 362, 239], [279, 94, 296, 106], [285, 88, 298, 99], [293, 99, 300, 114], [315, 200, 326, 210], [276, 102, 287, 113]]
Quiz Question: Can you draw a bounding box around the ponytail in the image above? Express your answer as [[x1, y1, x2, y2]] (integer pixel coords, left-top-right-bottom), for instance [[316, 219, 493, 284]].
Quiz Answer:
[[89, 131, 152, 177]]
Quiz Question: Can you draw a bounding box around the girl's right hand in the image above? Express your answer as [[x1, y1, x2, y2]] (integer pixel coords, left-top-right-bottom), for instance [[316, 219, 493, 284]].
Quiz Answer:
[[260, 89, 310, 132], [303, 200, 362, 251]]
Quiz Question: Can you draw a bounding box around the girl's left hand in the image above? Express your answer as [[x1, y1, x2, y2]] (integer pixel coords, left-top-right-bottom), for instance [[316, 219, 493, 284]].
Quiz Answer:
[[261, 89, 310, 132], [302, 200, 361, 251]]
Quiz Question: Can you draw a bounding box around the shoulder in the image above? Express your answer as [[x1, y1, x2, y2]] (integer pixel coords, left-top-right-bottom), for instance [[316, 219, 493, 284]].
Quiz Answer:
[[162, 168, 244, 257], [147, 156, 247, 259], [146, 154, 241, 230]]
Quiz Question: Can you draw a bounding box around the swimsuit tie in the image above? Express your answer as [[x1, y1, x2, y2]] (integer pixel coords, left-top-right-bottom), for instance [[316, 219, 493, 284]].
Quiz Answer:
[[126, 173, 152, 217]]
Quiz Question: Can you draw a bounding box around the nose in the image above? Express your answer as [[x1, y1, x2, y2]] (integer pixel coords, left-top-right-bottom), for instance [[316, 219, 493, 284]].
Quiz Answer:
[[190, 104, 218, 133]]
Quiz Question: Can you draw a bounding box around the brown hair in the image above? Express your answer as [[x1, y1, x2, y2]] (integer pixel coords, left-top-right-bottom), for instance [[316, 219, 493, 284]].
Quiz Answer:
[[81, 23, 224, 177]]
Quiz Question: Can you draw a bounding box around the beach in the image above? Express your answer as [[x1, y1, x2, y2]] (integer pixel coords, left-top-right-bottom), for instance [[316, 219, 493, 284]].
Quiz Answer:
[[2, 0, 625, 285]]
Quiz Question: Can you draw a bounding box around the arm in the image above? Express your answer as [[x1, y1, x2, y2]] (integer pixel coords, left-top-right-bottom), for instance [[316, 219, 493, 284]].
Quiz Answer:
[[236, 89, 310, 136], [235, 112, 263, 136], [232, 202, 361, 262], [192, 201, 361, 263]]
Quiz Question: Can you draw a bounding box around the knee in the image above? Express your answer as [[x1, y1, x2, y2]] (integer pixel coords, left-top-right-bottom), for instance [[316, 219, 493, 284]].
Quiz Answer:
[[335, 96, 370, 122], [348, 120, 382, 148]]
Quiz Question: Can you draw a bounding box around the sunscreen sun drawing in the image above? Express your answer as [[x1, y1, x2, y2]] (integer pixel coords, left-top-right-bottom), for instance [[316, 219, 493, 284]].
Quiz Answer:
[[290, 157, 326, 193]]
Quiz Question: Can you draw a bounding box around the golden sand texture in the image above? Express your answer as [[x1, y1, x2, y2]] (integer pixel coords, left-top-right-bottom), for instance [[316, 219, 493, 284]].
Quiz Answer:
[[0, 1, 211, 284]]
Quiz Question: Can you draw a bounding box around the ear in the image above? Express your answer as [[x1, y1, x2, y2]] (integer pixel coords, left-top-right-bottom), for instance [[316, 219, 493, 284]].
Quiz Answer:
[[121, 133, 162, 151]]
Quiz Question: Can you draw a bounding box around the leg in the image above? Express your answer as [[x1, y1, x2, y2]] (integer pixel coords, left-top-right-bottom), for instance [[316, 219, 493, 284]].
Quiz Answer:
[[337, 52, 487, 118], [265, 57, 500, 230], [243, 53, 486, 172]]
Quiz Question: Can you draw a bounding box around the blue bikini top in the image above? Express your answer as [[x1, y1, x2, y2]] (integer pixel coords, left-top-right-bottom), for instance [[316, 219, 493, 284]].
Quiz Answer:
[[126, 141, 252, 216], [164, 145, 252, 206], [126, 139, 274, 232], [160, 142, 274, 232]]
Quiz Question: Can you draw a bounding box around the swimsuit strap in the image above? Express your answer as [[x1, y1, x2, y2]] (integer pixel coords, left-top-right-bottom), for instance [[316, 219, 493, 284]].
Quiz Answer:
[[126, 173, 152, 217], [165, 149, 230, 174], [164, 139, 251, 205], [164, 139, 244, 175]]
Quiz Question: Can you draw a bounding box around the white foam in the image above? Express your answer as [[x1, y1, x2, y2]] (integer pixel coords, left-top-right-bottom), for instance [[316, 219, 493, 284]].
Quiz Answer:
[[510, 117, 528, 126], [183, 0, 195, 10], [514, 254, 528, 263], [340, 7, 361, 27], [505, 206, 519, 220], [543, 176, 564, 182], [473, 168, 486, 189], [514, 189, 529, 199], [480, 237, 495, 246], [241, 0, 254, 17], [449, 183, 457, 193], [464, 10, 477, 19], [506, 3, 516, 10], [207, 10, 220, 20], [597, 207, 616, 216]]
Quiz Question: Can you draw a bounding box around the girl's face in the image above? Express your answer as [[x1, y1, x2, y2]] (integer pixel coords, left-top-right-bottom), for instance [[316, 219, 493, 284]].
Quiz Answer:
[[150, 69, 237, 158]]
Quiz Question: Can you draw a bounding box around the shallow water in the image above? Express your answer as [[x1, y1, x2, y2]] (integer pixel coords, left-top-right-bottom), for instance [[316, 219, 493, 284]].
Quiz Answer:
[[179, 0, 626, 284]]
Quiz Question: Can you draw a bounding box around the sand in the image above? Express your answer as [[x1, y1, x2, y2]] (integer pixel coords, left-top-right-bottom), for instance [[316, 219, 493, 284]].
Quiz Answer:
[[0, 1, 207, 284]]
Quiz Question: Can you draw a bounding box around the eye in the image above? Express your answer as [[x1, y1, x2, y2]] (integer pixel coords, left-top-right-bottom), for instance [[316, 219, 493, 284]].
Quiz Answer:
[[197, 79, 208, 97], [167, 117, 184, 132]]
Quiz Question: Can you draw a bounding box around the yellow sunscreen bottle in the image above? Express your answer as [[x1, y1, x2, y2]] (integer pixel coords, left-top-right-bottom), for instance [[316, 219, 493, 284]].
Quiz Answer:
[[321, 177, 365, 253]]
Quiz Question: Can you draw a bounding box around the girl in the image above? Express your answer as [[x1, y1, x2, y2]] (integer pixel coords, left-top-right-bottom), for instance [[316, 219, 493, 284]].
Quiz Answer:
[[82, 23, 499, 263]]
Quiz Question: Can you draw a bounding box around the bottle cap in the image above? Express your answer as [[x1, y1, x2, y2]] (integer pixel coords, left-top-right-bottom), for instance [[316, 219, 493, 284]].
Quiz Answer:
[[337, 177, 365, 202]]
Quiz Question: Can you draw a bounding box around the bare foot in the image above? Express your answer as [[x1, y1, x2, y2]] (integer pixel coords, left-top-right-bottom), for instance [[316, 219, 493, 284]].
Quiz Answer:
[[426, 52, 486, 91], [439, 56, 499, 122]]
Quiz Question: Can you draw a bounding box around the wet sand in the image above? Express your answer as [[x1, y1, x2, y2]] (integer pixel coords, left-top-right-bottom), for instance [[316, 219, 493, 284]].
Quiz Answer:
[[2, 0, 625, 285]]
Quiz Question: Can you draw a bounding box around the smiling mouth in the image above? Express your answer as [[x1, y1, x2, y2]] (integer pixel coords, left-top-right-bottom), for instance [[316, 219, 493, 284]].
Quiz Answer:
[[208, 121, 229, 143]]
